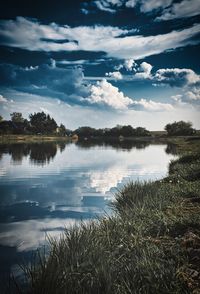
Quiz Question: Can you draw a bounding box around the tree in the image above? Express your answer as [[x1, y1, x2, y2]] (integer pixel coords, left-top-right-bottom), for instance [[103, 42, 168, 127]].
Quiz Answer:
[[0, 115, 3, 122], [74, 127, 97, 138], [29, 112, 57, 134], [10, 112, 24, 123], [120, 125, 134, 136], [134, 127, 151, 137], [58, 124, 67, 136], [164, 121, 196, 136]]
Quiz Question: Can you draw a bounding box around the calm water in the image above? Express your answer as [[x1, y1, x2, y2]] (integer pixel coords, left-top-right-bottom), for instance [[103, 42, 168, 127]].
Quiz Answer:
[[0, 140, 176, 285]]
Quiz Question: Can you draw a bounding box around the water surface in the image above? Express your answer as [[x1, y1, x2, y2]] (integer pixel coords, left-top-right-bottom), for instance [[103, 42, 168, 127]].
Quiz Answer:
[[0, 140, 176, 285]]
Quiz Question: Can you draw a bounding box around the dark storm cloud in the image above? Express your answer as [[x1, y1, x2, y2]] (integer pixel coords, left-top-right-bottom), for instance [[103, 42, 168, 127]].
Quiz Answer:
[[0, 61, 89, 102]]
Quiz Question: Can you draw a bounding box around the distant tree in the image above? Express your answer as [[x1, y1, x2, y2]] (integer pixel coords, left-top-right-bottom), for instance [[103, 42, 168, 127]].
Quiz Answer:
[[74, 127, 97, 138], [29, 112, 57, 134], [134, 127, 151, 137], [122, 125, 140, 136], [164, 121, 196, 136], [0, 121, 14, 134], [58, 124, 67, 136], [10, 112, 24, 123], [0, 115, 3, 122]]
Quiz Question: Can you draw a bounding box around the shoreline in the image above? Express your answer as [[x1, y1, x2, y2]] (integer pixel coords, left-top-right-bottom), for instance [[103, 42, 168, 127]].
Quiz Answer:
[[0, 133, 200, 145], [12, 137, 200, 293], [0, 134, 70, 144]]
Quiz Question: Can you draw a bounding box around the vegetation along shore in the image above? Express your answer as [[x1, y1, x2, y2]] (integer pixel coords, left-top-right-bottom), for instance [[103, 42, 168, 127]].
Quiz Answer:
[[0, 112, 199, 144], [8, 131, 200, 293]]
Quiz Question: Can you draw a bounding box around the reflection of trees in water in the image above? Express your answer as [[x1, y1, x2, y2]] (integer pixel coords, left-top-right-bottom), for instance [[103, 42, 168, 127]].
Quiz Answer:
[[57, 141, 68, 153], [29, 143, 57, 165], [0, 141, 68, 165], [165, 143, 178, 155], [76, 139, 150, 151], [0, 144, 31, 164], [10, 144, 31, 163]]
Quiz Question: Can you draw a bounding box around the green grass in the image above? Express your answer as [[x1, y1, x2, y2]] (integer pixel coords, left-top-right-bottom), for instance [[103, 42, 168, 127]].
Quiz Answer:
[[12, 142, 200, 294]]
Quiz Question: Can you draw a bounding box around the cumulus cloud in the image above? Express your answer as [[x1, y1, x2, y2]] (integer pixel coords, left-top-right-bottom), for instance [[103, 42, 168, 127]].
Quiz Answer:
[[124, 59, 137, 71], [171, 87, 200, 104], [131, 98, 174, 111], [157, 0, 200, 20], [123, 62, 200, 90], [186, 88, 200, 101], [83, 78, 174, 111], [115, 58, 137, 71], [0, 61, 176, 112], [85, 79, 133, 110], [154, 68, 200, 87], [105, 71, 123, 80], [0, 17, 200, 60], [135, 61, 153, 79]]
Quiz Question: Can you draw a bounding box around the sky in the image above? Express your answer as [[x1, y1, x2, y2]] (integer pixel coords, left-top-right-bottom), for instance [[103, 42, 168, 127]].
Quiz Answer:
[[0, 0, 200, 130]]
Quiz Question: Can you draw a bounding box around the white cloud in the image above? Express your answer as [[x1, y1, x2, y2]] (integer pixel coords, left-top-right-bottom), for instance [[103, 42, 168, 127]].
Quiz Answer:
[[171, 87, 200, 104], [140, 0, 173, 13], [87, 0, 173, 13], [135, 61, 153, 79], [105, 71, 123, 80], [0, 94, 8, 103], [94, 0, 125, 11], [186, 88, 200, 101], [58, 60, 87, 65], [171, 94, 183, 102], [154, 68, 200, 86], [124, 58, 137, 71], [125, 0, 137, 8], [115, 58, 137, 71], [85, 79, 133, 109], [84, 79, 174, 111], [0, 17, 200, 60], [83, 0, 199, 23], [132, 98, 174, 111], [157, 0, 200, 20], [2, 88, 200, 130]]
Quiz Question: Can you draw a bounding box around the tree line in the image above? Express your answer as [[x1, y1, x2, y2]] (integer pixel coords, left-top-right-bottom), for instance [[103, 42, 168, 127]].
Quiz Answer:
[[0, 112, 197, 137], [0, 112, 67, 136], [73, 125, 151, 138]]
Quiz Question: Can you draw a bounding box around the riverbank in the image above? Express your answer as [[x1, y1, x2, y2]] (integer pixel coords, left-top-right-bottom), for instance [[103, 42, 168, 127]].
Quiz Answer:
[[12, 137, 200, 293], [1, 133, 200, 146], [0, 135, 70, 144]]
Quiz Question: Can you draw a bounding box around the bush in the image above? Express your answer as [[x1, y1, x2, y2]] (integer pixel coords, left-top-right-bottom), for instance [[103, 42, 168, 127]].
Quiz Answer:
[[165, 121, 196, 136]]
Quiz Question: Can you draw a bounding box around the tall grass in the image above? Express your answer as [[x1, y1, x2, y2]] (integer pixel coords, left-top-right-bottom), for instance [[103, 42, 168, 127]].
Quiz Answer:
[[14, 152, 200, 294]]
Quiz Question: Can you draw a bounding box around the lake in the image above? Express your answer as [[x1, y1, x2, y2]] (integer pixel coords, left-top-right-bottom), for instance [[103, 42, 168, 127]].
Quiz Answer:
[[0, 140, 176, 286]]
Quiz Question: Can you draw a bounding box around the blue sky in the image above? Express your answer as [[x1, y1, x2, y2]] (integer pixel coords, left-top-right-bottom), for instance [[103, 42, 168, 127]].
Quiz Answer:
[[0, 0, 200, 130]]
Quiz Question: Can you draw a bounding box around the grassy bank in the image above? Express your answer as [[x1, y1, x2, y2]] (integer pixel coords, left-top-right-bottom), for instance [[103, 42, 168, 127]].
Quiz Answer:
[[1, 133, 200, 145], [0, 135, 70, 144], [13, 139, 200, 293]]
